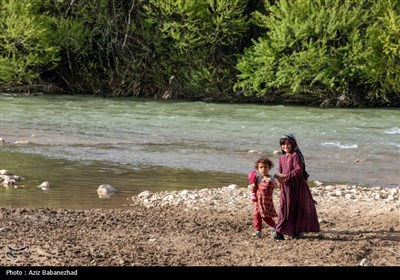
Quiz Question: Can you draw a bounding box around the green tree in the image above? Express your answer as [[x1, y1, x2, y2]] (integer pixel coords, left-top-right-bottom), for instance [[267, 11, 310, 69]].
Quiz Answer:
[[143, 0, 248, 99], [361, 3, 400, 103], [0, 0, 60, 86], [235, 0, 400, 106], [43, 0, 150, 95]]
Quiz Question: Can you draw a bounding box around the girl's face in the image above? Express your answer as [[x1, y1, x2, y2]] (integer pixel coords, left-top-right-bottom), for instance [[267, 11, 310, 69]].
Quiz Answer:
[[281, 139, 293, 154], [257, 163, 270, 176]]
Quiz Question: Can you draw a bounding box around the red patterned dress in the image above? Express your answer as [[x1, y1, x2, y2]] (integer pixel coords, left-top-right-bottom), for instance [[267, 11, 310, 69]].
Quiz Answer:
[[253, 177, 277, 231]]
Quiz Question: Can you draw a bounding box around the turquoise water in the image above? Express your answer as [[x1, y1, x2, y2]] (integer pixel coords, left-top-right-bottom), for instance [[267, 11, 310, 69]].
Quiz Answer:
[[1, 94, 399, 209]]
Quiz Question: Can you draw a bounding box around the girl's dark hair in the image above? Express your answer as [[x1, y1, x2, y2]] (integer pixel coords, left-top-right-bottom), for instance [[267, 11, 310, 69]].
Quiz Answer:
[[280, 134, 309, 180], [279, 137, 296, 147], [254, 157, 274, 169]]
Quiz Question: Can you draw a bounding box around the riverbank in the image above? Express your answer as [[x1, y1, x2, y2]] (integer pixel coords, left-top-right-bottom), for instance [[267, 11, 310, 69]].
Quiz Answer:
[[0, 183, 399, 266]]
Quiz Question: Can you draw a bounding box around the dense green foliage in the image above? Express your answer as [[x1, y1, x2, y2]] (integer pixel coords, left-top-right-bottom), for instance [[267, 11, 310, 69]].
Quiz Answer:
[[143, 0, 248, 98], [0, 0, 60, 85], [57, 0, 149, 95], [0, 0, 399, 106], [235, 0, 400, 106]]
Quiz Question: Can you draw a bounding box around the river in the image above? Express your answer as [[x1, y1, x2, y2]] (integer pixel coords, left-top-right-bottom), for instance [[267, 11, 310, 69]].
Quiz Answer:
[[0, 94, 399, 209]]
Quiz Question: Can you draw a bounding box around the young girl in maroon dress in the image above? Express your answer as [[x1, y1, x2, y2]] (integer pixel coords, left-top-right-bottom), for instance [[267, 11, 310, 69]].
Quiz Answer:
[[248, 157, 278, 238], [274, 134, 320, 240]]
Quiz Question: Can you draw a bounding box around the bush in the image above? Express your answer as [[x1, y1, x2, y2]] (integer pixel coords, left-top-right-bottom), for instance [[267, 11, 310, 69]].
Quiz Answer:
[[143, 0, 248, 99], [0, 0, 60, 86], [235, 0, 400, 106]]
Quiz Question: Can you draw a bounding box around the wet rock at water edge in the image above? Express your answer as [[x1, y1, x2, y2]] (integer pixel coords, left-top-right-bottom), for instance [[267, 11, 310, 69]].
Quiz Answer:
[[97, 184, 117, 198], [37, 181, 51, 190], [1, 170, 24, 187]]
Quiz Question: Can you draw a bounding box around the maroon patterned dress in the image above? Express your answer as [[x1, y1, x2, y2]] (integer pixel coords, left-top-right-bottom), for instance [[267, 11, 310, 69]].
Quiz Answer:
[[253, 177, 278, 231], [255, 178, 278, 220], [276, 152, 320, 236]]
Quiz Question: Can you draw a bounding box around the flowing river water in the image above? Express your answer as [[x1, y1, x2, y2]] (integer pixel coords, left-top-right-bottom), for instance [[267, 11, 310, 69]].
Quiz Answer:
[[0, 94, 399, 209]]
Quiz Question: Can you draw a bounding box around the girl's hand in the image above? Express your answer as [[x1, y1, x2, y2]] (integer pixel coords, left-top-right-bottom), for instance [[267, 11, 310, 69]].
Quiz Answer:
[[250, 192, 257, 202], [276, 174, 287, 183]]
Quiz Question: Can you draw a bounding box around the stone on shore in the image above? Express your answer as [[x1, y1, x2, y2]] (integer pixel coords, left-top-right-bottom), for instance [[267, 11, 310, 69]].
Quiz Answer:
[[131, 182, 399, 210], [97, 184, 117, 198]]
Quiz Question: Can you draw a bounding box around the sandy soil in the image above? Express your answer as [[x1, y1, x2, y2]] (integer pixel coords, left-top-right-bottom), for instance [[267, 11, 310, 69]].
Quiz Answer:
[[0, 184, 399, 269]]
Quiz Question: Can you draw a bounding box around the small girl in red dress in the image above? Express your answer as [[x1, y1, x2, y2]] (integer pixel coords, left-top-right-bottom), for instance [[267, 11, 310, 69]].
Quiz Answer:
[[248, 157, 278, 238]]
